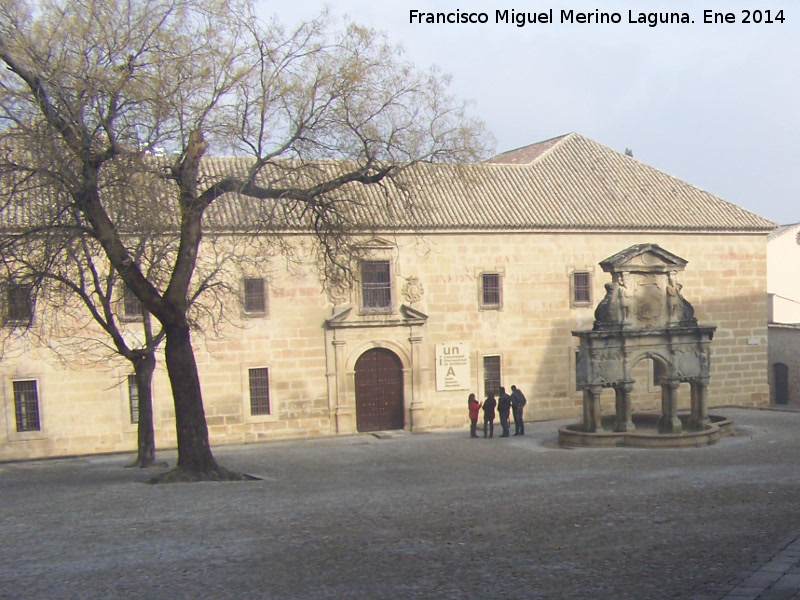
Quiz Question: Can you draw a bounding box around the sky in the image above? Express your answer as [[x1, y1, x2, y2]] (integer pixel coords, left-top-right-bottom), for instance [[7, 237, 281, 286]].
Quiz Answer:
[[259, 1, 799, 225]]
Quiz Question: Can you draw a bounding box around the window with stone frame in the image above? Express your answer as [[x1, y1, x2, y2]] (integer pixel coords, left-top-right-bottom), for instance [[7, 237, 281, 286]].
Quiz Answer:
[[5, 283, 33, 326], [13, 379, 40, 432], [243, 278, 267, 314], [123, 285, 143, 319], [571, 271, 592, 306], [248, 367, 270, 416], [360, 260, 392, 313], [483, 355, 502, 398], [480, 272, 502, 309]]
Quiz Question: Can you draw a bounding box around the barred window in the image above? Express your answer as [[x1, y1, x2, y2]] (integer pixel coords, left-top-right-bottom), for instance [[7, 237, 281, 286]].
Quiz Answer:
[[248, 367, 270, 416], [244, 278, 267, 314], [127, 374, 139, 424], [483, 356, 502, 398], [6, 284, 33, 326], [123, 286, 143, 318], [481, 273, 502, 308], [571, 271, 592, 305], [361, 261, 391, 311], [13, 380, 40, 432]]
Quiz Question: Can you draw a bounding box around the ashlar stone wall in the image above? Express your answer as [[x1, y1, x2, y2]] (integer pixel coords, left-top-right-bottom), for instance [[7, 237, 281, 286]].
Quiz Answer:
[[0, 230, 769, 461]]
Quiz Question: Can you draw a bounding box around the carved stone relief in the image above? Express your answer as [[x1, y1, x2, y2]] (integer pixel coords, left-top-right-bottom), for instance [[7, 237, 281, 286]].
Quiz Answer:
[[594, 245, 697, 331], [402, 276, 424, 305], [327, 285, 350, 306]]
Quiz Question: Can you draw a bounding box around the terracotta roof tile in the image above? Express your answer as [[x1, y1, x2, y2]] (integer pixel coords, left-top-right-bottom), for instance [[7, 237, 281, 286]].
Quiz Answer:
[[484, 134, 569, 165], [0, 133, 776, 234]]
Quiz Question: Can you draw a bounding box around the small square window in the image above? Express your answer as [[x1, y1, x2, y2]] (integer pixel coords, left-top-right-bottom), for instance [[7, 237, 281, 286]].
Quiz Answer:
[[483, 356, 501, 398], [244, 278, 267, 314], [480, 273, 502, 309], [6, 284, 33, 326], [248, 368, 270, 416], [13, 379, 40, 432], [360, 260, 391, 312], [127, 374, 139, 424], [571, 271, 592, 306], [123, 286, 143, 319]]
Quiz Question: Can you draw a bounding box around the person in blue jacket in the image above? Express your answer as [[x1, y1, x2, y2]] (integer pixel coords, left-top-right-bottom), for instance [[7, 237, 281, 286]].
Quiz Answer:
[[510, 385, 527, 436]]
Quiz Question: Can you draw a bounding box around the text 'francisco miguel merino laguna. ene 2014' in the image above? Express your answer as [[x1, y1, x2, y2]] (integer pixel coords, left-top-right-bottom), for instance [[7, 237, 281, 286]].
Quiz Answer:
[[408, 9, 785, 27]]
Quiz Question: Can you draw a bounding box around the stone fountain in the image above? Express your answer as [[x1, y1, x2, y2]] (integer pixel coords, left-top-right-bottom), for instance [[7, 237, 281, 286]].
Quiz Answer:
[[559, 244, 733, 448]]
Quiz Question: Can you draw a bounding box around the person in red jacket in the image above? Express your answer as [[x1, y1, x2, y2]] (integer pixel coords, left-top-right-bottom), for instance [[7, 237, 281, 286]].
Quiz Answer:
[[467, 393, 481, 438]]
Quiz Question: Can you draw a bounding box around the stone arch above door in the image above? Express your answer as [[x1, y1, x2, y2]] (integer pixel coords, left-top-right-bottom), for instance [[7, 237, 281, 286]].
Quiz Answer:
[[323, 306, 428, 436]]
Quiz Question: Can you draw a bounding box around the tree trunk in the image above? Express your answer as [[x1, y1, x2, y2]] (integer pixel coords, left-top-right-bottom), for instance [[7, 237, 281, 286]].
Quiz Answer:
[[146, 322, 255, 483], [131, 351, 157, 468], [164, 323, 217, 470]]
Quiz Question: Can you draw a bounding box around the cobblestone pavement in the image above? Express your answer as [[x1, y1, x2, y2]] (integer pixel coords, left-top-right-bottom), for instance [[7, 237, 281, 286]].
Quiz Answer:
[[5, 407, 800, 599], [720, 531, 800, 600]]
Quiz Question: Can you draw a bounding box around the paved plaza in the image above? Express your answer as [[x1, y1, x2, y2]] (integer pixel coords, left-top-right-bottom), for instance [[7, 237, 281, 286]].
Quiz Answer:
[[4, 407, 800, 599]]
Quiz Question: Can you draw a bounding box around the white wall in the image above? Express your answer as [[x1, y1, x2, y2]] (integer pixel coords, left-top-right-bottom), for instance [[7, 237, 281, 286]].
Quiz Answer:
[[768, 224, 800, 324]]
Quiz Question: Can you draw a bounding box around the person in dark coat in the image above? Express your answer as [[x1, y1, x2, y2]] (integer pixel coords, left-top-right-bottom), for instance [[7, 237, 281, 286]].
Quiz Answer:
[[467, 393, 481, 438], [497, 387, 512, 437], [510, 385, 527, 435], [482, 392, 497, 438]]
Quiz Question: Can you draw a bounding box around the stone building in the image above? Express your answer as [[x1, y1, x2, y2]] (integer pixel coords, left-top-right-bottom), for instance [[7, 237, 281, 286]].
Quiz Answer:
[[767, 223, 800, 405], [0, 133, 776, 461]]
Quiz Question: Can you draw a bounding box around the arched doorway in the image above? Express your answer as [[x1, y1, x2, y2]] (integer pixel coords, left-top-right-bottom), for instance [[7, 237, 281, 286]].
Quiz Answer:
[[355, 348, 404, 432], [774, 363, 789, 405]]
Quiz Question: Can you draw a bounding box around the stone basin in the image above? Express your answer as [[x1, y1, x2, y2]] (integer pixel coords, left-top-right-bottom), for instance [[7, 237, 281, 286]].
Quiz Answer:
[[558, 412, 733, 448]]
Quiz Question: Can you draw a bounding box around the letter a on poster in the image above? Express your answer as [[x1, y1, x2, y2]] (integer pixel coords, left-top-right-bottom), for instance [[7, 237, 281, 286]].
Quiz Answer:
[[435, 342, 470, 391]]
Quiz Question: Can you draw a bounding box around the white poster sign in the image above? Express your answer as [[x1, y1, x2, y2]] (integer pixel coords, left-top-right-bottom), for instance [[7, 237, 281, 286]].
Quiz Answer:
[[435, 342, 471, 391]]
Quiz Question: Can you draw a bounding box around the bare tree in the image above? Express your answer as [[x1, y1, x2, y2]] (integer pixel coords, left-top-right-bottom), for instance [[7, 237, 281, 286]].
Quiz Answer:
[[0, 222, 272, 467], [0, 226, 170, 467], [0, 0, 490, 481]]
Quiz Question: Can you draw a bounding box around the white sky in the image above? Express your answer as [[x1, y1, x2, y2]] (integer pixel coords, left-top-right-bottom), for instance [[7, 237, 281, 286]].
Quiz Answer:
[[259, 1, 799, 225]]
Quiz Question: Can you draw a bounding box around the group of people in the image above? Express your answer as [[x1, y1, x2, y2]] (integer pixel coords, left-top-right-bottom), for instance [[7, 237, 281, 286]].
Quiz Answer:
[[467, 386, 527, 438]]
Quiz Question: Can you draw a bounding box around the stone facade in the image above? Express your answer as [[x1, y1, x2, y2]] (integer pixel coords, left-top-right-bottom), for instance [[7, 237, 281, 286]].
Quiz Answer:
[[767, 224, 800, 406], [0, 229, 770, 461], [0, 133, 776, 461]]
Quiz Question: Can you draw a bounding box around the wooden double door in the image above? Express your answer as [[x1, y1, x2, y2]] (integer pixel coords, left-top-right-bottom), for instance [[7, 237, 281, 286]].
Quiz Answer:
[[354, 348, 404, 432]]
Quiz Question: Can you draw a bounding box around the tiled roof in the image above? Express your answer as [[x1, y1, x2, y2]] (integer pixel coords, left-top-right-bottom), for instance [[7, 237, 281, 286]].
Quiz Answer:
[[207, 132, 772, 233], [768, 223, 800, 240], [484, 134, 568, 165], [0, 133, 777, 234], [476, 132, 775, 232]]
